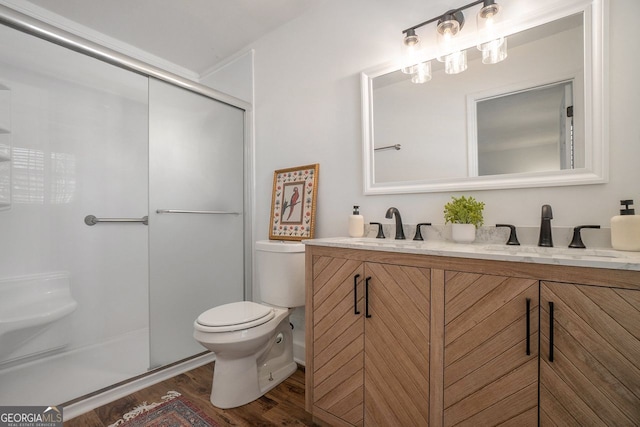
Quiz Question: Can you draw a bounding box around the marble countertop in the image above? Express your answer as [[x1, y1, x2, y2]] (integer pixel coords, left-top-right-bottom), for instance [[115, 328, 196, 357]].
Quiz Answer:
[[304, 237, 640, 271]]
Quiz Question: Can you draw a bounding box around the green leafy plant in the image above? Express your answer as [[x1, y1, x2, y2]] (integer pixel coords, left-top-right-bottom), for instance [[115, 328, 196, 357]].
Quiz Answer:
[[443, 196, 485, 227]]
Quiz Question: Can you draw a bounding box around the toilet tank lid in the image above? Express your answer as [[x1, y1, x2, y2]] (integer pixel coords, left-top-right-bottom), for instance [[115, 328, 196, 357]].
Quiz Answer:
[[256, 240, 305, 253]]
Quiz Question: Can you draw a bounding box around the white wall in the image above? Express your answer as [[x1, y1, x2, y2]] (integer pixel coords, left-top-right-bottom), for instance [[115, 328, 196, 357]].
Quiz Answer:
[[250, 0, 640, 240], [199, 50, 254, 104]]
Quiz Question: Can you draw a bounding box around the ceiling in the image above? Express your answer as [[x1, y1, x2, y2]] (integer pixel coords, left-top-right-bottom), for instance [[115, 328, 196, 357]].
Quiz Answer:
[[20, 0, 318, 75]]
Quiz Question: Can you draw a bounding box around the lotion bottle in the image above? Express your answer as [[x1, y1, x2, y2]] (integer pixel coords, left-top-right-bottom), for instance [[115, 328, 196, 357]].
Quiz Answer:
[[611, 200, 640, 251], [349, 206, 365, 237]]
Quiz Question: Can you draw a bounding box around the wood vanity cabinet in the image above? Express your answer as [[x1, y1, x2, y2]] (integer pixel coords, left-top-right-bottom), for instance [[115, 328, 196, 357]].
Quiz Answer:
[[307, 251, 430, 426], [305, 245, 640, 427]]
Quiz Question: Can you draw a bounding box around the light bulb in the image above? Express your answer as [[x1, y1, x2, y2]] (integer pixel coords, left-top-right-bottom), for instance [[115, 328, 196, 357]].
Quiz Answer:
[[437, 11, 464, 60], [477, 0, 507, 64], [401, 29, 426, 74]]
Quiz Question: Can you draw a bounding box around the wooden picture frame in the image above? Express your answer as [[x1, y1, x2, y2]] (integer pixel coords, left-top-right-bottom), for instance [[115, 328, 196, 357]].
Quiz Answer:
[[269, 164, 319, 240]]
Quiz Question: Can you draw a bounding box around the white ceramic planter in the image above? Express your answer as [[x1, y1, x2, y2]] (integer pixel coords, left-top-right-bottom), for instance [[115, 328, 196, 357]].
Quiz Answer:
[[451, 223, 476, 243]]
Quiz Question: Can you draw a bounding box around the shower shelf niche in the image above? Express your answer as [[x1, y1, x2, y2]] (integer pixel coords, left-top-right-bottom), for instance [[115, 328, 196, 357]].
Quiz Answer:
[[0, 83, 10, 211]]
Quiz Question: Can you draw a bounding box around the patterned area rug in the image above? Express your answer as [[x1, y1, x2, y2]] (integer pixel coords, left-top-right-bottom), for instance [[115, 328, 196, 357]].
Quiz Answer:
[[108, 391, 218, 427]]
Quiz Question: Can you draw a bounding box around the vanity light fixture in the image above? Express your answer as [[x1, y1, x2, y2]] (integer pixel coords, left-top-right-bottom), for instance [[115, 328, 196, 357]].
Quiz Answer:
[[477, 0, 507, 64], [436, 10, 467, 74], [401, 0, 507, 83], [400, 29, 425, 73], [401, 28, 432, 81]]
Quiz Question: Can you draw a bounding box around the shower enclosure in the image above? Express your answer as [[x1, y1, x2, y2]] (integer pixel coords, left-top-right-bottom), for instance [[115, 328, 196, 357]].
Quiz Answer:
[[0, 7, 250, 407]]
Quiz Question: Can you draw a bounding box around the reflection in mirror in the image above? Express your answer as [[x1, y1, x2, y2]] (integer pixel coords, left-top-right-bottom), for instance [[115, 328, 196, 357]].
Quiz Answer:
[[474, 80, 578, 176], [362, 0, 607, 194], [372, 13, 583, 183]]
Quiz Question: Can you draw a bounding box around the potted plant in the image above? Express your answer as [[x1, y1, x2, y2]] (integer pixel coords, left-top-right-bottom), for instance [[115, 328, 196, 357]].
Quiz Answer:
[[443, 196, 485, 243]]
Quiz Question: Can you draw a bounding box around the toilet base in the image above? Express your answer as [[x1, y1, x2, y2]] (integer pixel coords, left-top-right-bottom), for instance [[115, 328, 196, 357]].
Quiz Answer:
[[258, 360, 297, 395], [208, 316, 297, 409], [210, 358, 297, 409]]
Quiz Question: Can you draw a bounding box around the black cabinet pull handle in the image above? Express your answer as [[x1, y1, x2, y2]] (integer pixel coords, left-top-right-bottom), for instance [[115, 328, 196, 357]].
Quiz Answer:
[[549, 301, 554, 362], [365, 277, 372, 318], [353, 274, 361, 315], [526, 298, 531, 356]]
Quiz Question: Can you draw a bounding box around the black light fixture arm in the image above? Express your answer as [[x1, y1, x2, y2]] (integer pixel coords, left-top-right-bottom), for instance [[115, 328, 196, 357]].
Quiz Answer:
[[402, 0, 487, 34]]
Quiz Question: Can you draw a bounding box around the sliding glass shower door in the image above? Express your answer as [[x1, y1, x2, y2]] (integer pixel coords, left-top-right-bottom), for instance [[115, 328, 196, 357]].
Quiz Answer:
[[0, 22, 150, 405], [148, 78, 245, 367]]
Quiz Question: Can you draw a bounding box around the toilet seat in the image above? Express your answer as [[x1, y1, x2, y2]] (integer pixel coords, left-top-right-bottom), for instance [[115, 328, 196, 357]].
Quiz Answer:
[[196, 301, 275, 332]]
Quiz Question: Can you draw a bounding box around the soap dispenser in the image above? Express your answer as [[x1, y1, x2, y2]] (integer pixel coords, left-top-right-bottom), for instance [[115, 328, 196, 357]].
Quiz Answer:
[[611, 200, 640, 251], [348, 206, 365, 237]]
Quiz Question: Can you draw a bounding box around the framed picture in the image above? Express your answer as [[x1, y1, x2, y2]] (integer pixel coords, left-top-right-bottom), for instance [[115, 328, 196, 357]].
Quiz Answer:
[[269, 164, 319, 240]]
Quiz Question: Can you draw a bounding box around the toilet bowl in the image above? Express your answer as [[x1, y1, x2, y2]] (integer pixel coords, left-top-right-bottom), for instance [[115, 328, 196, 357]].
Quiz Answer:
[[193, 240, 305, 409]]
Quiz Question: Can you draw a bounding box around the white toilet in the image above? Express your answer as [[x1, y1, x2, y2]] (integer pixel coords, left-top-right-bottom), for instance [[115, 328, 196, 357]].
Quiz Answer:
[[193, 240, 305, 409]]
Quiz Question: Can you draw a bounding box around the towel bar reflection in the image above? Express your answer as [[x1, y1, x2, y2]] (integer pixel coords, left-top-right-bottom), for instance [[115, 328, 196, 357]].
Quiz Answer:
[[155, 209, 240, 215], [84, 215, 148, 226], [374, 144, 401, 152]]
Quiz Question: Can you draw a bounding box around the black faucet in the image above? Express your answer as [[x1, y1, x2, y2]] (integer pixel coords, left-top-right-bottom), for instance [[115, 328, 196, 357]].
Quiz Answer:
[[569, 225, 601, 249], [413, 223, 432, 241], [496, 224, 520, 246], [538, 205, 554, 247], [369, 222, 385, 239], [385, 207, 405, 240]]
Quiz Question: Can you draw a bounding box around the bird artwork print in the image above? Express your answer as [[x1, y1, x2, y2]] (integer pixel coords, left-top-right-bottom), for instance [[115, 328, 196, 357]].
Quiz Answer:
[[287, 187, 299, 220], [269, 164, 318, 240], [280, 185, 302, 224]]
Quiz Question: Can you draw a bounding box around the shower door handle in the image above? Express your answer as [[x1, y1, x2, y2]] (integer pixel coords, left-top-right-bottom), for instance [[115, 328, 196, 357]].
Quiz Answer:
[[84, 215, 148, 226], [156, 209, 240, 215]]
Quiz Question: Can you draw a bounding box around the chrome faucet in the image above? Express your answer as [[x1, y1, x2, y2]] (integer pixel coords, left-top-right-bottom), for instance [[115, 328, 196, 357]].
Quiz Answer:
[[385, 207, 405, 240], [538, 204, 554, 247]]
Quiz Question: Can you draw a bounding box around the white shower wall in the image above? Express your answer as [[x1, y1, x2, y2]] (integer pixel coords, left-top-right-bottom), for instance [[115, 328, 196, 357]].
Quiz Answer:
[[0, 23, 149, 402]]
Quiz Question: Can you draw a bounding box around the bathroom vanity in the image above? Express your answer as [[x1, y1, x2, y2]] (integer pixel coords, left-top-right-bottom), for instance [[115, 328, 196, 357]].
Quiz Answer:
[[304, 238, 640, 426]]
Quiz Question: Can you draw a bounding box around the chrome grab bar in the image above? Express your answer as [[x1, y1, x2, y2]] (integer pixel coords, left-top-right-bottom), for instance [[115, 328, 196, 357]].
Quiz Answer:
[[84, 215, 148, 226], [155, 209, 240, 215]]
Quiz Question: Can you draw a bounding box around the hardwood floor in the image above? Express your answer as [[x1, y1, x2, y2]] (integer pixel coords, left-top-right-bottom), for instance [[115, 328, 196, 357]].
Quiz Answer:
[[64, 363, 314, 426]]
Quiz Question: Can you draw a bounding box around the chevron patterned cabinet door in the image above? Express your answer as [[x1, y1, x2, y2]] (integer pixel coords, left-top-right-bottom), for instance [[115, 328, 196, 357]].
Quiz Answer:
[[312, 256, 365, 426], [540, 282, 640, 426], [443, 271, 539, 427], [364, 262, 430, 427]]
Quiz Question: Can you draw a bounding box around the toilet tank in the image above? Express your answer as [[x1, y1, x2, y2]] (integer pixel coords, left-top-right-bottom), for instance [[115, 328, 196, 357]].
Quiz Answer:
[[255, 240, 305, 308]]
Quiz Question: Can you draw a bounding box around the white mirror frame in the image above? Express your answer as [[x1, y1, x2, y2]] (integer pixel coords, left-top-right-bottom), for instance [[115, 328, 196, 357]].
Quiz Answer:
[[362, 0, 608, 195]]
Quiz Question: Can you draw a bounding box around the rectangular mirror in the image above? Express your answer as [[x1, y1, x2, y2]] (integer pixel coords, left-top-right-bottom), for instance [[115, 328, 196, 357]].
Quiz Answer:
[[362, 0, 607, 194]]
